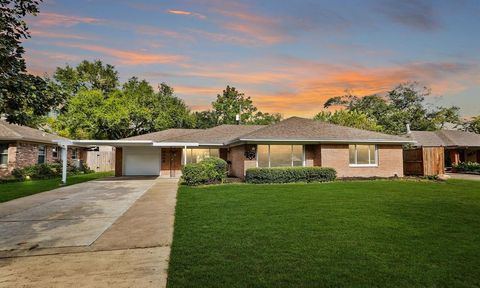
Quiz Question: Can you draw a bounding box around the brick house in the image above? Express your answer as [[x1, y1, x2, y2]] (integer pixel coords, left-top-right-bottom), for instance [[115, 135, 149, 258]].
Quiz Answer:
[[0, 120, 87, 178], [404, 129, 480, 175], [65, 117, 412, 179]]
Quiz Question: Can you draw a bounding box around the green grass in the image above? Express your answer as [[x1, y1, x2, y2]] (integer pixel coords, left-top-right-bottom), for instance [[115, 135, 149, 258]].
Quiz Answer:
[[0, 172, 113, 203], [168, 180, 480, 288]]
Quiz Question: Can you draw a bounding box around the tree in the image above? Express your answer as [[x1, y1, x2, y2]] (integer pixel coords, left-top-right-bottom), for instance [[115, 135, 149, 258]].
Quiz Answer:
[[53, 78, 194, 139], [323, 82, 460, 134], [463, 115, 480, 134], [314, 110, 383, 131], [212, 86, 258, 124], [1, 0, 62, 126], [193, 111, 219, 129], [50, 60, 119, 107], [199, 85, 281, 127]]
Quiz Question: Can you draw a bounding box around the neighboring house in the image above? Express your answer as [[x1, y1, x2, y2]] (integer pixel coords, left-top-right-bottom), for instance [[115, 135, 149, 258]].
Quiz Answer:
[[65, 117, 412, 179], [0, 120, 87, 178], [405, 129, 480, 175]]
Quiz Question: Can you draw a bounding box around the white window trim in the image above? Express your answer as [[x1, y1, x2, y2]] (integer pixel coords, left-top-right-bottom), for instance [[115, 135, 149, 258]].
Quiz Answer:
[[256, 144, 305, 168], [349, 144, 378, 167], [0, 144, 8, 167], [71, 148, 78, 160], [52, 146, 59, 158], [38, 145, 46, 164]]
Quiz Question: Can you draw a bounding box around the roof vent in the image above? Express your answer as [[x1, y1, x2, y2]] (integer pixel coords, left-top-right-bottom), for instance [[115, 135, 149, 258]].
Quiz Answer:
[[406, 124, 411, 134]]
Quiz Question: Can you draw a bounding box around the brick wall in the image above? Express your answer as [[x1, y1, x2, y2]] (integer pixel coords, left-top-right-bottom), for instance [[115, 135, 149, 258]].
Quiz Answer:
[[228, 144, 257, 179], [305, 144, 322, 167], [320, 144, 404, 178], [228, 145, 245, 178], [0, 141, 88, 178]]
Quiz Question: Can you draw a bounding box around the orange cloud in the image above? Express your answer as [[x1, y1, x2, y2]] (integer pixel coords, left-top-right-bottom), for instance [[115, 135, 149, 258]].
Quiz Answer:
[[30, 29, 92, 40], [164, 58, 476, 117], [32, 12, 100, 27], [168, 10, 207, 19], [58, 43, 186, 65]]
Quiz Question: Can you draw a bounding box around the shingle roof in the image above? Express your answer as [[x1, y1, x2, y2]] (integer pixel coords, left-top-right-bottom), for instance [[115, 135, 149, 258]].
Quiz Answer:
[[407, 131, 445, 147], [238, 117, 410, 143], [166, 125, 265, 145], [123, 129, 202, 141], [0, 120, 66, 143], [409, 130, 480, 147]]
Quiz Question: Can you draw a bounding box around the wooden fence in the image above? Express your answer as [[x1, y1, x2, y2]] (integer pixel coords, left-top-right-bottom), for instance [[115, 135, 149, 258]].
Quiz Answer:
[[86, 150, 115, 172], [403, 147, 445, 176]]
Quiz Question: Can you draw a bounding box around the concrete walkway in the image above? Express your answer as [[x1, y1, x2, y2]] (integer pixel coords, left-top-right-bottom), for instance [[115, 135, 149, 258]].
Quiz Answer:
[[0, 177, 179, 288], [446, 173, 480, 181]]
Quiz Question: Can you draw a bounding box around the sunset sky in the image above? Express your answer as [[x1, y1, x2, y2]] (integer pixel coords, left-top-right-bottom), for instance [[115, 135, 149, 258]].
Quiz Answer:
[[25, 0, 480, 117]]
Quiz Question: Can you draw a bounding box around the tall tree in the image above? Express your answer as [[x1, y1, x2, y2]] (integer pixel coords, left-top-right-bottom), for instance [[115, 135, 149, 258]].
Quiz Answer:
[[199, 85, 281, 127], [314, 110, 383, 132], [0, 0, 62, 126], [193, 111, 219, 129], [53, 78, 194, 139], [463, 115, 480, 134], [323, 82, 460, 134], [51, 60, 119, 107]]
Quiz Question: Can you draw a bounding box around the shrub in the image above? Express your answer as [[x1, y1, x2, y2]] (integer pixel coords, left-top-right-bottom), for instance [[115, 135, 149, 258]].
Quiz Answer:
[[181, 163, 210, 186], [201, 157, 228, 182], [245, 167, 337, 184], [12, 163, 62, 180], [181, 157, 228, 186], [453, 162, 480, 173]]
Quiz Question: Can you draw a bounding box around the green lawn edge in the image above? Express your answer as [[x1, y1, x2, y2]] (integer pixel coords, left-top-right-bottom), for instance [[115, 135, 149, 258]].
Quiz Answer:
[[0, 171, 114, 203]]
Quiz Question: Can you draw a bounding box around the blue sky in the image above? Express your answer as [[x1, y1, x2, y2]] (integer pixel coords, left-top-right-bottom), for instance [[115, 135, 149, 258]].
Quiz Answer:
[[25, 0, 480, 117]]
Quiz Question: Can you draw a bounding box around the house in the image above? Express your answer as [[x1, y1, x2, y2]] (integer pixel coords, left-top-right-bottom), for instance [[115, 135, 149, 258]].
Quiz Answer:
[[0, 120, 87, 178], [405, 129, 480, 175], [63, 117, 412, 179]]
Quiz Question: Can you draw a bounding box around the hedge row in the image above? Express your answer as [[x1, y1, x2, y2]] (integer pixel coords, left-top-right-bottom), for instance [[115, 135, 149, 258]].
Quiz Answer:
[[453, 162, 480, 173], [10, 161, 93, 181], [245, 167, 336, 184], [181, 157, 228, 186]]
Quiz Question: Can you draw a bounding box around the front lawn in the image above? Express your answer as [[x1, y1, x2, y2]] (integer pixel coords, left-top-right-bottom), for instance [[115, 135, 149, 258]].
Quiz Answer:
[[168, 180, 480, 288], [0, 172, 113, 203]]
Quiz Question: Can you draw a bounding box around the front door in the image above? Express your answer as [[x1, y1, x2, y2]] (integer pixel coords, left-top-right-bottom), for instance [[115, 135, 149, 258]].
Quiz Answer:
[[161, 148, 182, 177]]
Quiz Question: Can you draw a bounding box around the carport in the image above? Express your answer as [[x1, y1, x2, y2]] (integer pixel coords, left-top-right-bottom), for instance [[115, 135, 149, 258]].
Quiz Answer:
[[54, 139, 199, 183]]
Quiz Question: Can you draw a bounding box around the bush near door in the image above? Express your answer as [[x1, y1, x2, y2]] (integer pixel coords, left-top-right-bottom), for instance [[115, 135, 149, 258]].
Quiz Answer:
[[246, 167, 337, 184], [453, 162, 480, 173], [181, 157, 228, 186]]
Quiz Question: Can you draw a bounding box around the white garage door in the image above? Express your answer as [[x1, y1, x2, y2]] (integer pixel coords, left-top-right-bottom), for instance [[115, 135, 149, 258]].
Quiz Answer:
[[124, 147, 160, 176]]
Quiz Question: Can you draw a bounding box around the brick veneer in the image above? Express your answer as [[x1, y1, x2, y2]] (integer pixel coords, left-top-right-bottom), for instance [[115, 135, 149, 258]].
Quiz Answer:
[[305, 144, 321, 167], [0, 141, 87, 178], [320, 144, 404, 178]]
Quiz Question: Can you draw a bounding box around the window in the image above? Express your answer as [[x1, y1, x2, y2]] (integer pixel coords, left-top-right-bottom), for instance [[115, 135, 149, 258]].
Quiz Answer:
[[349, 144, 377, 166], [52, 146, 59, 158], [0, 144, 8, 166], [185, 148, 220, 164], [71, 148, 78, 160], [256, 145, 304, 168], [38, 145, 46, 164]]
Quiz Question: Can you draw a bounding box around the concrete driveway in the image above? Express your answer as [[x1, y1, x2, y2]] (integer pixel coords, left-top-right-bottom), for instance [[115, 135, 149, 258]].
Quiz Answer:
[[0, 177, 179, 287], [0, 177, 155, 251]]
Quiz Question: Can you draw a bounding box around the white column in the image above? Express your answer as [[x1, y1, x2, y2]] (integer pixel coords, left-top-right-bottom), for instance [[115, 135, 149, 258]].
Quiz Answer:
[[61, 144, 68, 184], [183, 146, 187, 165]]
